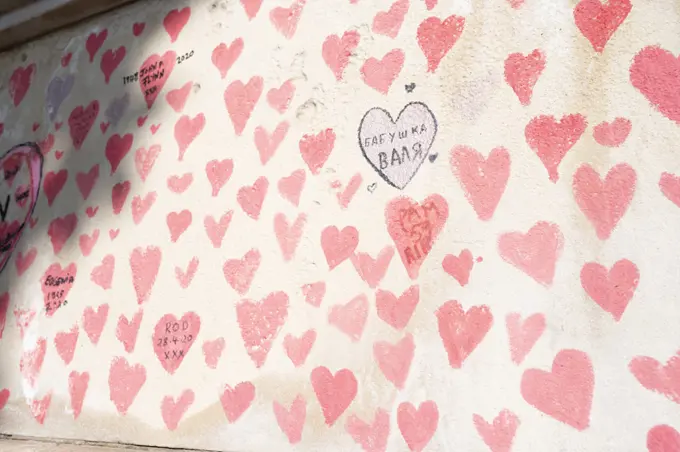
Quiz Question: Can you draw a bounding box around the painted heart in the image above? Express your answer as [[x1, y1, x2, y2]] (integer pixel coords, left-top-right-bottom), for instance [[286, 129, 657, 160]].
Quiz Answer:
[[163, 7, 191, 43], [40, 262, 76, 316], [152, 312, 201, 374], [255, 121, 289, 165], [112, 181, 131, 215], [283, 329, 316, 367], [82, 304, 109, 345], [223, 249, 261, 295], [631, 46, 680, 124], [133, 22, 145, 36], [359, 102, 437, 189], [301, 281, 325, 307], [506, 312, 545, 365], [437, 300, 493, 368], [647, 425, 680, 452], [175, 257, 199, 289], [134, 145, 161, 182], [321, 225, 359, 270], [593, 117, 631, 147], [267, 80, 295, 114], [46, 75, 75, 121], [442, 249, 474, 286], [300, 128, 336, 175], [116, 310, 143, 353], [374, 333, 414, 389], [629, 351, 680, 405], [335, 173, 362, 209], [20, 337, 46, 387], [108, 356, 146, 415], [660, 172, 680, 207], [69, 101, 100, 151], [175, 113, 205, 161], [397, 401, 439, 452], [206, 159, 234, 197], [498, 221, 563, 286], [350, 246, 394, 288], [202, 337, 225, 369], [212, 38, 244, 79], [473, 409, 520, 452], [504, 49, 545, 106], [166, 81, 192, 113], [581, 259, 639, 321], [129, 246, 162, 304], [417, 15, 465, 72], [574, 0, 631, 52], [54, 325, 79, 365], [274, 213, 306, 261], [328, 294, 369, 342], [91, 254, 114, 290], [385, 194, 449, 279], [204, 211, 233, 248], [9, 64, 35, 107], [131, 192, 157, 225], [105, 133, 133, 175], [372, 0, 409, 38], [525, 114, 587, 182], [161, 389, 194, 431], [29, 393, 51, 424], [311, 366, 357, 426], [273, 395, 306, 444], [322, 30, 360, 81], [361, 49, 405, 94], [240, 0, 263, 19], [139, 51, 176, 109], [220, 381, 255, 422], [278, 169, 305, 206], [572, 163, 636, 240], [166, 210, 192, 243], [236, 291, 289, 367], [86, 30, 108, 62], [100, 46, 126, 84], [270, 0, 305, 39], [43, 169, 67, 207], [346, 408, 390, 452], [68, 371, 89, 420], [237, 176, 268, 220], [224, 76, 263, 135], [521, 349, 594, 430], [376, 285, 419, 330]]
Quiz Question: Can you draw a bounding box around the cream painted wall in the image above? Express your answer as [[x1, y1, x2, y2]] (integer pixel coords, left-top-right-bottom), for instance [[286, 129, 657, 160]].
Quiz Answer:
[[0, 0, 679, 451]]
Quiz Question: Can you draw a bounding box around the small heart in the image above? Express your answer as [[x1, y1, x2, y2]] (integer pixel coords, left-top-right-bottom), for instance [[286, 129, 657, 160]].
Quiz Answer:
[[30, 217, 38, 229], [137, 116, 148, 127], [151, 124, 161, 134], [55, 122, 63, 130], [367, 183, 377, 193], [109, 229, 120, 240], [133, 22, 146, 37], [32, 123, 40, 132], [86, 206, 99, 218], [61, 53, 72, 67], [428, 153, 438, 163], [100, 122, 110, 134], [405, 83, 416, 93], [55, 150, 64, 160]]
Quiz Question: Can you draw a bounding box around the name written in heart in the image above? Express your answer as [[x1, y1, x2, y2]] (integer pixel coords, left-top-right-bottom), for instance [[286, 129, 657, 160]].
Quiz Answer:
[[123, 50, 194, 89], [157, 320, 195, 361], [359, 102, 438, 190], [41, 263, 76, 315], [397, 200, 442, 265]]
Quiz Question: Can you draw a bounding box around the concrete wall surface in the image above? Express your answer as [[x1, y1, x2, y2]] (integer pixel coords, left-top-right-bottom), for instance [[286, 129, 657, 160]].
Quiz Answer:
[[0, 0, 679, 451]]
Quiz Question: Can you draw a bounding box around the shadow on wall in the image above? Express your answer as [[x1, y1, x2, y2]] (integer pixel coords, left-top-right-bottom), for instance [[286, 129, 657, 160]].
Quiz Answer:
[[0, 1, 179, 364]]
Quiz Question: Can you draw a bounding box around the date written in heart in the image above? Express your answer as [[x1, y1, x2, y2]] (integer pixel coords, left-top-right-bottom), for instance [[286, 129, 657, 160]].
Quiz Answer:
[[156, 320, 195, 361], [122, 50, 194, 88], [359, 102, 438, 189]]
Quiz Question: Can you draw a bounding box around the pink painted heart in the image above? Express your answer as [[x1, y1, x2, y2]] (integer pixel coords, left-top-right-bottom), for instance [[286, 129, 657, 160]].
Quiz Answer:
[[322, 30, 360, 81], [91, 254, 114, 290], [82, 303, 109, 344], [240, 0, 263, 19], [224, 76, 263, 135], [437, 300, 493, 369], [273, 395, 306, 444], [361, 49, 404, 94], [220, 381, 255, 422], [212, 38, 243, 79], [43, 170, 67, 207], [504, 49, 546, 105], [223, 249, 260, 295], [236, 291, 289, 367], [321, 225, 359, 270], [20, 337, 46, 387], [152, 312, 201, 374], [346, 408, 390, 452], [163, 7, 191, 43], [206, 159, 234, 197], [68, 371, 89, 420], [328, 294, 368, 342], [631, 46, 680, 124], [100, 46, 126, 84], [108, 356, 146, 414], [301, 281, 325, 307], [581, 259, 639, 321], [161, 389, 194, 431], [660, 172, 680, 207], [134, 145, 161, 182], [278, 169, 305, 206], [525, 114, 587, 182], [417, 15, 466, 73], [385, 194, 449, 279], [593, 117, 632, 147], [202, 337, 225, 369], [442, 249, 474, 286], [166, 81, 192, 113], [204, 211, 233, 248], [274, 213, 307, 261], [267, 80, 295, 114], [572, 163, 636, 240], [574, 0, 631, 52], [69, 101, 99, 150], [166, 210, 192, 243], [105, 133, 134, 175], [86, 30, 107, 62], [131, 192, 157, 225], [40, 262, 76, 316], [111, 181, 130, 215], [139, 51, 176, 109], [372, 0, 408, 38], [374, 333, 414, 389], [376, 285, 419, 330], [397, 401, 439, 452], [129, 246, 162, 304], [648, 425, 680, 452], [498, 221, 563, 286], [237, 176, 268, 220], [473, 409, 520, 452], [350, 246, 394, 288], [9, 64, 35, 107], [629, 350, 680, 405], [284, 329, 316, 367], [311, 366, 357, 426], [54, 325, 79, 365], [116, 310, 143, 353], [269, 0, 305, 39], [175, 113, 205, 161], [255, 121, 289, 165], [506, 312, 545, 365], [167, 173, 193, 194], [76, 164, 99, 200], [300, 128, 336, 175], [521, 349, 594, 430]]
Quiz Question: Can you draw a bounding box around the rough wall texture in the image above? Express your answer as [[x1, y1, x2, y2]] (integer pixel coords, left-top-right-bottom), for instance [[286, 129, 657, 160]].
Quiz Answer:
[[0, 0, 679, 451]]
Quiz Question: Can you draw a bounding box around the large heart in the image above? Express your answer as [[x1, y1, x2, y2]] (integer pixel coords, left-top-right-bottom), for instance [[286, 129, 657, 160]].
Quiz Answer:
[[359, 102, 437, 189], [0, 143, 43, 274]]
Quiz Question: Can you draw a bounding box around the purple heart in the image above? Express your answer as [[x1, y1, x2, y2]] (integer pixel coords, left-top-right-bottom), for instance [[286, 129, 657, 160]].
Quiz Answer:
[[45, 75, 74, 122], [105, 93, 130, 128]]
